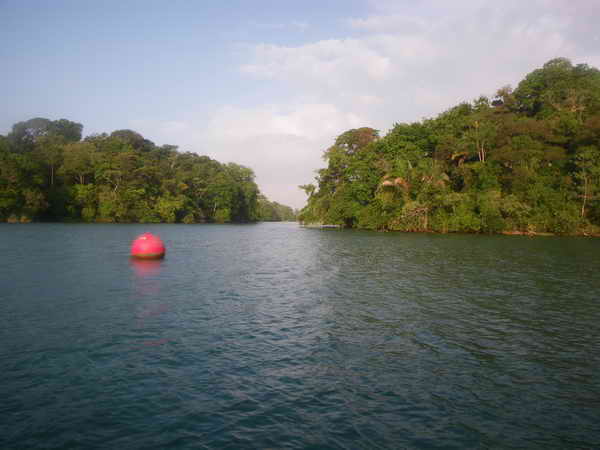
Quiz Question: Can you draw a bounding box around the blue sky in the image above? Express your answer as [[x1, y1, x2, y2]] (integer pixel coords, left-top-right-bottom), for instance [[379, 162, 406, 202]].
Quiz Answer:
[[2, 0, 599, 208]]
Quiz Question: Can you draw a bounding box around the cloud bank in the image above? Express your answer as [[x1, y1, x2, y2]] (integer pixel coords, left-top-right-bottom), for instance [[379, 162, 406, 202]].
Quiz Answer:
[[139, 1, 600, 209]]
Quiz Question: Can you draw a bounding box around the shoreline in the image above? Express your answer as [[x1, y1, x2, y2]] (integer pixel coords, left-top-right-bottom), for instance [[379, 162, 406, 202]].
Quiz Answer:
[[6, 220, 600, 237], [300, 222, 600, 237]]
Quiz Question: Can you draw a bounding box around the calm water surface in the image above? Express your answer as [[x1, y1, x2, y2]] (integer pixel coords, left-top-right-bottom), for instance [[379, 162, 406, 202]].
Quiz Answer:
[[1, 223, 599, 449]]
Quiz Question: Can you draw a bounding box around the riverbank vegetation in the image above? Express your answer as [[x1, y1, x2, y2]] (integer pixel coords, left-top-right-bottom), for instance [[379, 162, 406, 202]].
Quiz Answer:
[[257, 195, 297, 221], [0, 121, 295, 223], [298, 58, 600, 235]]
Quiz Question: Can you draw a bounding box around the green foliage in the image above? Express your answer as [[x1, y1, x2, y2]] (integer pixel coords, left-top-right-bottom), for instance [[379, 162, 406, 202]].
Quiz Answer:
[[257, 195, 297, 221], [0, 120, 293, 223], [300, 58, 600, 235], [214, 208, 231, 223], [514, 58, 600, 121], [7, 118, 82, 154]]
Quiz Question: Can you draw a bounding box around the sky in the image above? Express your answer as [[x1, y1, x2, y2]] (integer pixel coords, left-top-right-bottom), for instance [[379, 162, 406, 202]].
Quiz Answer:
[[1, 0, 599, 209]]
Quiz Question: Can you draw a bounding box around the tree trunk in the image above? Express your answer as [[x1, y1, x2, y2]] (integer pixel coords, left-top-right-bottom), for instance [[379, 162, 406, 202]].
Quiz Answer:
[[581, 175, 588, 218]]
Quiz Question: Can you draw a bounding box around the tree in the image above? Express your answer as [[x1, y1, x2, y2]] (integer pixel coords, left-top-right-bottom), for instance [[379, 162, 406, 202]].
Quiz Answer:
[[575, 146, 600, 219], [47, 119, 83, 142], [60, 141, 95, 185], [7, 117, 52, 153], [514, 58, 600, 121], [299, 184, 316, 198], [299, 58, 600, 234], [7, 118, 83, 154], [35, 135, 65, 186], [110, 129, 155, 152]]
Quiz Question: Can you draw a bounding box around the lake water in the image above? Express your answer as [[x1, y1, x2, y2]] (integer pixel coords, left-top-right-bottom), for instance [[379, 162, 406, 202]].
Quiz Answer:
[[1, 222, 599, 449]]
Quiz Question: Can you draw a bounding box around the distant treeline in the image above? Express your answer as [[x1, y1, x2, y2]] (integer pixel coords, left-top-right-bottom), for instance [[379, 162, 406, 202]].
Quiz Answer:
[[0, 121, 296, 223], [257, 197, 296, 221], [299, 58, 600, 235]]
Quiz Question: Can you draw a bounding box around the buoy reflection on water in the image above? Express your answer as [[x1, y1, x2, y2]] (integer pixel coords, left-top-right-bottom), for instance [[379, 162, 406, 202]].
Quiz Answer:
[[130, 258, 163, 278], [130, 258, 163, 297]]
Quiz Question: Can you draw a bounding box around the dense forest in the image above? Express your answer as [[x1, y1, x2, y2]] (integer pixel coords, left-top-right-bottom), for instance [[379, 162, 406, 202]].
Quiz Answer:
[[256, 195, 297, 222], [0, 121, 295, 223], [299, 58, 600, 235]]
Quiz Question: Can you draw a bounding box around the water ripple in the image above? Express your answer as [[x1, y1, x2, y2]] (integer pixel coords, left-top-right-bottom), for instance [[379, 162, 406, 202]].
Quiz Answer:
[[1, 224, 600, 449]]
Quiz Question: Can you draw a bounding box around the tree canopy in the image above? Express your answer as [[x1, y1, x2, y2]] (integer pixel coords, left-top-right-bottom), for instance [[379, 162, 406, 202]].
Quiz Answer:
[[0, 121, 295, 223], [299, 58, 600, 235]]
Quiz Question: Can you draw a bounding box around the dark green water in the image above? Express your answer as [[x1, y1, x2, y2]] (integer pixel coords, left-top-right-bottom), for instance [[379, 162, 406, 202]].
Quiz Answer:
[[1, 223, 599, 449]]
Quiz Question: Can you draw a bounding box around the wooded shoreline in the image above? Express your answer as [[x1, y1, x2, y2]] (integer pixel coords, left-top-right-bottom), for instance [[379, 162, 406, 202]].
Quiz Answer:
[[0, 123, 296, 224], [298, 58, 600, 236], [300, 221, 600, 237]]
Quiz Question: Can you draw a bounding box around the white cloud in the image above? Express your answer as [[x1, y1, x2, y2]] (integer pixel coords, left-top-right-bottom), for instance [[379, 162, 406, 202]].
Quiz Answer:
[[199, 103, 366, 209], [143, 1, 600, 210], [241, 38, 393, 87], [240, 1, 600, 127], [205, 103, 363, 142]]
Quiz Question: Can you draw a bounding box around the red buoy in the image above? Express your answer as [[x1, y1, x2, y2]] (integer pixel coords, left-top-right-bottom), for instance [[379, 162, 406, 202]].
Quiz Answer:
[[131, 233, 165, 259]]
